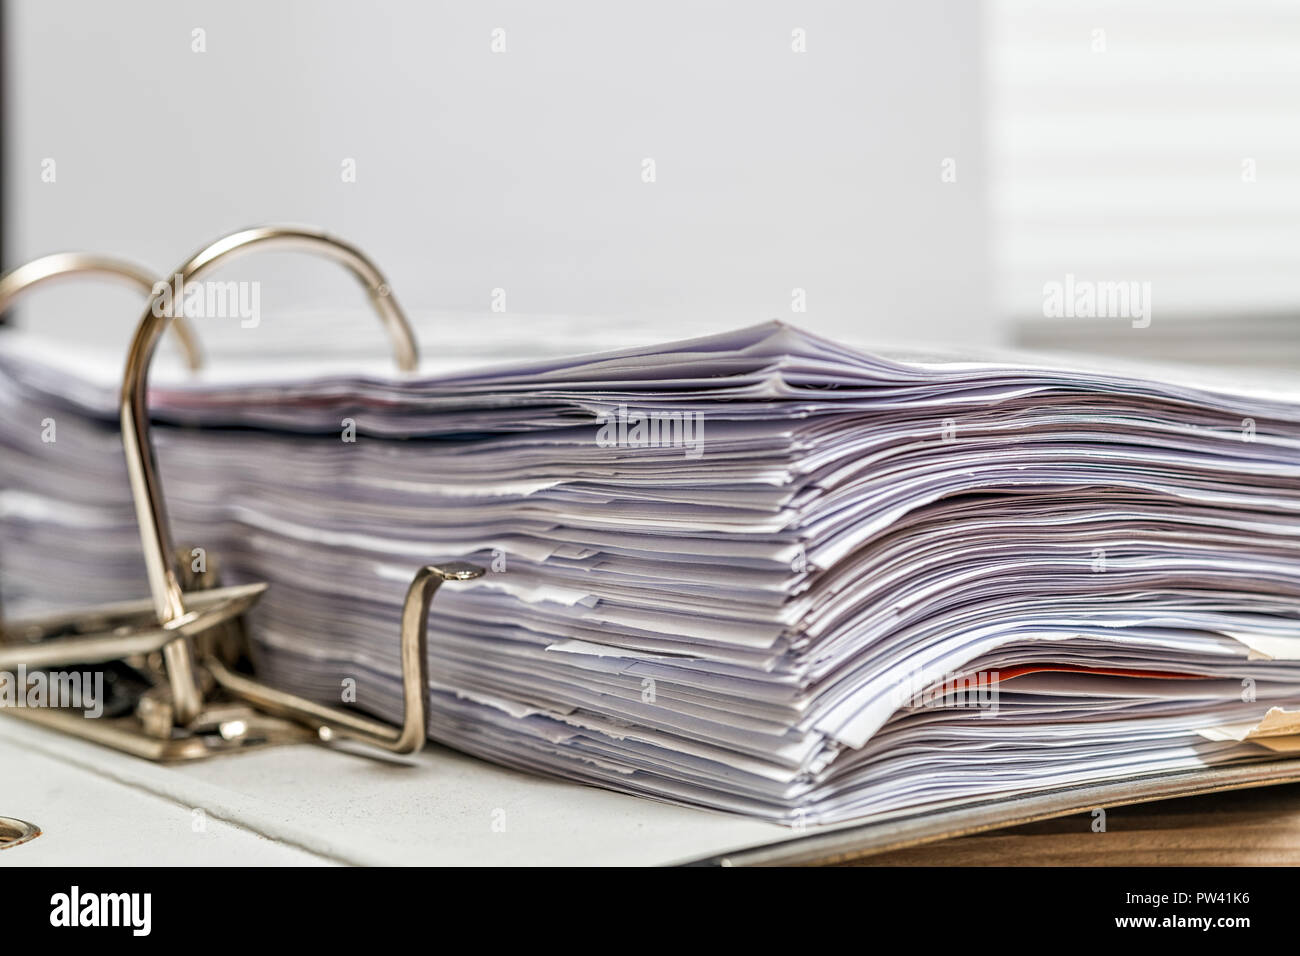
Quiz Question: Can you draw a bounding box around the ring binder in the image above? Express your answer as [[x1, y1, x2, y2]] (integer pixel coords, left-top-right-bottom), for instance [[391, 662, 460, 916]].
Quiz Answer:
[[0, 226, 483, 760], [0, 251, 204, 369], [6, 236, 1300, 857]]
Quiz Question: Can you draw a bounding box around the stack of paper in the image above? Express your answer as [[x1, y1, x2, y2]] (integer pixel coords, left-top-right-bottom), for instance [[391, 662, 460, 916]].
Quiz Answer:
[[3, 320, 1300, 824]]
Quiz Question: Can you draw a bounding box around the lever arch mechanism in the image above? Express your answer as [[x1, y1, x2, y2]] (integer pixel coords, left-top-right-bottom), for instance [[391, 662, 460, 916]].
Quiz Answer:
[[0, 227, 483, 760]]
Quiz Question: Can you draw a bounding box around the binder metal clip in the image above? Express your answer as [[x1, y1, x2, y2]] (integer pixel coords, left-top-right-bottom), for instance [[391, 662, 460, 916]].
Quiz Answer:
[[0, 227, 483, 759]]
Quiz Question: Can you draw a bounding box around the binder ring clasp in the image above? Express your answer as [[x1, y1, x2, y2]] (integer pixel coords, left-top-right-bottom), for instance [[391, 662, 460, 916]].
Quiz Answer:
[[121, 225, 477, 752], [0, 252, 204, 370]]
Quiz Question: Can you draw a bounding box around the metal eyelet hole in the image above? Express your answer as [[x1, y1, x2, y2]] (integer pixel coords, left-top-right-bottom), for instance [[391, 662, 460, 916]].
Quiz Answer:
[[0, 816, 41, 849]]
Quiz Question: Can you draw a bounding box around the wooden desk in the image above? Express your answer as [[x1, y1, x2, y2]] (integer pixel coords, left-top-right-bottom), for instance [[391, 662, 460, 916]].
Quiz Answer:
[[846, 782, 1300, 866]]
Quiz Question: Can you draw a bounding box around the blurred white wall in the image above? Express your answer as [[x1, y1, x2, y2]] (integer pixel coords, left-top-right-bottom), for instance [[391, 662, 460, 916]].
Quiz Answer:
[[3, 0, 993, 356], [993, 0, 1300, 333]]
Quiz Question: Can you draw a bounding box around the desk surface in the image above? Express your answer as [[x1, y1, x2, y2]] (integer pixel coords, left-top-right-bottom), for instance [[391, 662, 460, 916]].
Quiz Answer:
[[849, 783, 1300, 866]]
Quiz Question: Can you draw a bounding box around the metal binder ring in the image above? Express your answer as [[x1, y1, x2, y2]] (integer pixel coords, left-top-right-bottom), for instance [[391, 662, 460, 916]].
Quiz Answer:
[[0, 252, 204, 370], [0, 816, 40, 850], [122, 225, 477, 752]]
